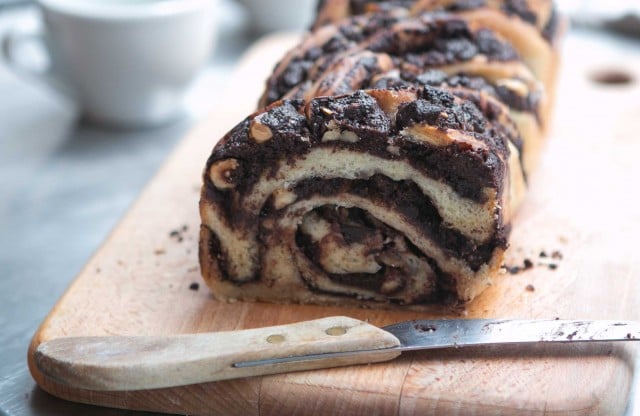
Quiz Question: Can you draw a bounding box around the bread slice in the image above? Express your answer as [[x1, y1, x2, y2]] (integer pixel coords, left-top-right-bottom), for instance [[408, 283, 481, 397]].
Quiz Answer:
[[200, 86, 525, 309]]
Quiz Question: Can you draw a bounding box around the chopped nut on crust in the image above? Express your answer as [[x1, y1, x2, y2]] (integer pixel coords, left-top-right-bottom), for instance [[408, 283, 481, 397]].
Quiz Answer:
[[250, 120, 273, 143], [209, 159, 239, 190], [367, 89, 417, 118]]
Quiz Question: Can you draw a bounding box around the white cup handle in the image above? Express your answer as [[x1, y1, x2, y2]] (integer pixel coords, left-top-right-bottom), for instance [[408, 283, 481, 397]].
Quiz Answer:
[[1, 29, 75, 98]]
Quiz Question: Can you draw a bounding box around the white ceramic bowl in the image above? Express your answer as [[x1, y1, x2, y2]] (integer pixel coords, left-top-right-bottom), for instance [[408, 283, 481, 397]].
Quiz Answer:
[[2, 0, 219, 128], [236, 0, 317, 33]]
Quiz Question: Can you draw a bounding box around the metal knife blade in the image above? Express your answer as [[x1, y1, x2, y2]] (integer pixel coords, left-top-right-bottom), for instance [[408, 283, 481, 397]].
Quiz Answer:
[[35, 316, 639, 391], [383, 318, 640, 350], [234, 319, 640, 367]]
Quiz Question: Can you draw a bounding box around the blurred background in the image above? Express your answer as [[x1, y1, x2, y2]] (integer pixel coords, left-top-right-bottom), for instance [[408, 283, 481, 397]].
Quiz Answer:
[[0, 1, 639, 415]]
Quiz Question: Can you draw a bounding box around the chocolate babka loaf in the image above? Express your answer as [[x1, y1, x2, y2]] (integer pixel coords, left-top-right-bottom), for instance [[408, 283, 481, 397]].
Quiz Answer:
[[199, 1, 559, 309]]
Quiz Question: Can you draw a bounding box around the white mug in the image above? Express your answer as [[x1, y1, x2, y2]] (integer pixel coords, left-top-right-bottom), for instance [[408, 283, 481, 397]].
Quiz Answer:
[[2, 0, 219, 128]]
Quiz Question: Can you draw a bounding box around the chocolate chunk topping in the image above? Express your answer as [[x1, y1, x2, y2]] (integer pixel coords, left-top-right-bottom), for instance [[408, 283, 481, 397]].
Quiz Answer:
[[258, 101, 309, 138], [396, 86, 486, 133], [308, 91, 391, 139], [397, 100, 454, 131], [419, 85, 456, 106]]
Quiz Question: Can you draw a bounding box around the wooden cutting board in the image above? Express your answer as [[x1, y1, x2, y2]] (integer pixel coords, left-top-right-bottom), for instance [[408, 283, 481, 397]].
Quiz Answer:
[[28, 32, 640, 415]]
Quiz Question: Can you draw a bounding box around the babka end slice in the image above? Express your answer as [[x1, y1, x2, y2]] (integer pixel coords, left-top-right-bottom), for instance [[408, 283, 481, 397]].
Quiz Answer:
[[199, 88, 524, 310]]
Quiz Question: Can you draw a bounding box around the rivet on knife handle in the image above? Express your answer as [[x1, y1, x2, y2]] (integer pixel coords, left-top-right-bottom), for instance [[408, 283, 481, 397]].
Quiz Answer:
[[34, 316, 401, 391]]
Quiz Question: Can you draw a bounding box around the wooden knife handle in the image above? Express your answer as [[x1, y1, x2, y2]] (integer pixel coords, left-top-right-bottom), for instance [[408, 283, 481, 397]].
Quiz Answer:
[[34, 316, 401, 391]]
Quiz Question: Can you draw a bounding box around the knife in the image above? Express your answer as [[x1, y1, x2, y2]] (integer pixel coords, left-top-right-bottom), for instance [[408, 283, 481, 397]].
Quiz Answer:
[[34, 316, 639, 391]]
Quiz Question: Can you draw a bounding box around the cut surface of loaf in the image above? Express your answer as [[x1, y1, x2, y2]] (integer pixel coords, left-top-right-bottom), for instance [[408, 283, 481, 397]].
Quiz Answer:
[[200, 85, 525, 309], [199, 0, 560, 310]]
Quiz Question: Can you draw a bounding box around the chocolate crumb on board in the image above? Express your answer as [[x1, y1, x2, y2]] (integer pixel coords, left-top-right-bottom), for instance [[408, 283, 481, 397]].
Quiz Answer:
[[504, 265, 522, 275], [506, 248, 564, 274], [189, 282, 200, 291], [169, 228, 185, 243], [154, 248, 166, 255], [502, 258, 533, 275], [525, 284, 535, 292]]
